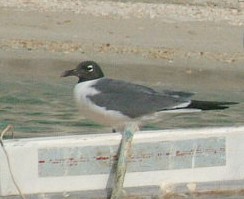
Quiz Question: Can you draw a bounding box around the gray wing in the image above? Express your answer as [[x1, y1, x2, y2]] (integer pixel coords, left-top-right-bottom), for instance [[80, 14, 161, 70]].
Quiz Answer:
[[162, 90, 194, 100], [89, 78, 191, 118]]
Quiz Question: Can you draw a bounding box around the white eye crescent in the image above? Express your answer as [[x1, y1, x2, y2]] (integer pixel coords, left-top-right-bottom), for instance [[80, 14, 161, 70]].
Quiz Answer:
[[87, 65, 94, 72]]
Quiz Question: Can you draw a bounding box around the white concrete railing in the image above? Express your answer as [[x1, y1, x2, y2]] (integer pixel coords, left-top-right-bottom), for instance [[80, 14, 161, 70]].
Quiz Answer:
[[0, 126, 244, 197]]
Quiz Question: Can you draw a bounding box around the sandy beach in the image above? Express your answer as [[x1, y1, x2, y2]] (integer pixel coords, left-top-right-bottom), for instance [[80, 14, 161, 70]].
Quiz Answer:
[[0, 0, 243, 64]]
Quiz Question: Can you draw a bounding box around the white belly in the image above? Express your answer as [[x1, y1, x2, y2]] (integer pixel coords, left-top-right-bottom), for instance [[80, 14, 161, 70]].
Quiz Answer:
[[74, 80, 130, 126]]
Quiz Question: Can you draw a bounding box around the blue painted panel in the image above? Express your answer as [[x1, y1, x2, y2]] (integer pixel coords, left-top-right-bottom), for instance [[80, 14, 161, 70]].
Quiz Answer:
[[38, 137, 225, 177]]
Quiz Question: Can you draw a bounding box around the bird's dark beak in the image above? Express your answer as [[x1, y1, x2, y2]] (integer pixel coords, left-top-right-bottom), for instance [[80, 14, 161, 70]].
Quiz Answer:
[[60, 69, 77, 77]]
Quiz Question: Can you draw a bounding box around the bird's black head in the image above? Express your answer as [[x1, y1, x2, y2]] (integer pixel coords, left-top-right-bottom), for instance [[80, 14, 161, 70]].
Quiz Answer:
[[61, 61, 104, 83]]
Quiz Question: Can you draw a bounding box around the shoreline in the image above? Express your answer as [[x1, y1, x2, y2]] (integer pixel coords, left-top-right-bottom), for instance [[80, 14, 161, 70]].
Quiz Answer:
[[0, 1, 243, 25], [0, 1, 243, 71]]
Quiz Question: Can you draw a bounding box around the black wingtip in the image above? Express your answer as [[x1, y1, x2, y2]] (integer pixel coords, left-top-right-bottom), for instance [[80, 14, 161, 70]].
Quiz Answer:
[[187, 100, 238, 110]]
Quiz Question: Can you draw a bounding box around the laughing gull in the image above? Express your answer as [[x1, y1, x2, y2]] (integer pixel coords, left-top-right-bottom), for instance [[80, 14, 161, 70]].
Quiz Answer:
[[61, 61, 237, 129]]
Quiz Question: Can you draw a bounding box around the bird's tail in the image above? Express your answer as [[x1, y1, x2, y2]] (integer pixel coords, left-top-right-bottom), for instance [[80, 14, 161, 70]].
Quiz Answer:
[[186, 100, 238, 110]]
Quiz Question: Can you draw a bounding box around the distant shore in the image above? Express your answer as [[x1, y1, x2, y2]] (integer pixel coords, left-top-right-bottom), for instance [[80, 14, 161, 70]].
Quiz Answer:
[[0, 0, 243, 69], [0, 0, 243, 25]]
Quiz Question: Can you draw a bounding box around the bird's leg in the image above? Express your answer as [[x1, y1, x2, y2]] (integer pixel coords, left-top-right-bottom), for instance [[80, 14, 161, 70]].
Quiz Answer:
[[112, 128, 117, 133]]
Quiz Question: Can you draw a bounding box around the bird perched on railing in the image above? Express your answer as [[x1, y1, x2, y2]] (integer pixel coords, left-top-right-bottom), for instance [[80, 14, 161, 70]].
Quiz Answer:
[[61, 61, 237, 131]]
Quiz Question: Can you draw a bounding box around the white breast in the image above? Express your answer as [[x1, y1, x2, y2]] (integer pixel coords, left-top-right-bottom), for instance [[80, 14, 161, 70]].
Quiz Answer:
[[73, 79, 130, 126], [74, 79, 101, 105]]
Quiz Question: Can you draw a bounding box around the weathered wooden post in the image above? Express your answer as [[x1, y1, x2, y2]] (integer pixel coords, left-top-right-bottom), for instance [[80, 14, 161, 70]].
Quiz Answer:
[[110, 123, 138, 199]]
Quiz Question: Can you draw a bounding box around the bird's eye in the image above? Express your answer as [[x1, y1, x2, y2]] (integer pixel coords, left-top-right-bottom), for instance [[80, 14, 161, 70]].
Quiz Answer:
[[86, 65, 94, 72]]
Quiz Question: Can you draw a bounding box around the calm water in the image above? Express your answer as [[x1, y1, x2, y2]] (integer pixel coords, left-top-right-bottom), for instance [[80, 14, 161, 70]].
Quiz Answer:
[[0, 58, 243, 138]]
